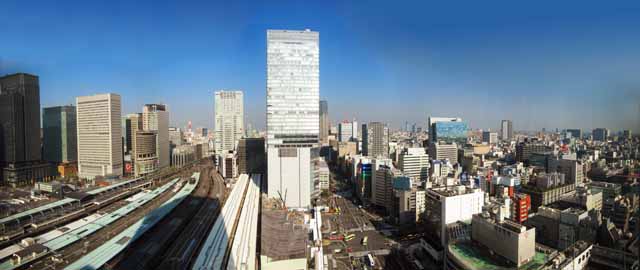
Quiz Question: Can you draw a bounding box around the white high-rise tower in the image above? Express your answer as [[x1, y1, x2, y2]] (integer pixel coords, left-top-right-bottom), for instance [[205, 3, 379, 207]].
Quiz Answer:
[[76, 93, 123, 179], [214, 90, 244, 155], [266, 29, 320, 209]]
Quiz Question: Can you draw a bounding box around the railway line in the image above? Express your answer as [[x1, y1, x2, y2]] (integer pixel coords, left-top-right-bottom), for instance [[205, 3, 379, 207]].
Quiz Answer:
[[108, 163, 220, 270], [157, 166, 226, 270]]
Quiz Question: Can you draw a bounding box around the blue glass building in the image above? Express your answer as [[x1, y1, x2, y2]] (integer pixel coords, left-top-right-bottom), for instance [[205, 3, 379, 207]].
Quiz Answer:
[[432, 121, 468, 143]]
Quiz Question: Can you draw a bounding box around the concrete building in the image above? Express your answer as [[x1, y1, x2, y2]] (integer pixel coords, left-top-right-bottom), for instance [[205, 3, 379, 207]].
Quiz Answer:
[[516, 140, 550, 163], [220, 152, 237, 179], [482, 131, 498, 144], [373, 165, 398, 211], [424, 186, 485, 245], [471, 214, 536, 268], [337, 141, 357, 157], [168, 127, 183, 147], [549, 158, 584, 184], [520, 182, 576, 211], [266, 29, 320, 209], [170, 144, 196, 168], [428, 142, 458, 165], [134, 131, 158, 176], [124, 113, 142, 155], [43, 105, 77, 163], [76, 93, 123, 179], [593, 128, 609, 141], [566, 129, 582, 139], [501, 119, 513, 141], [237, 137, 265, 174], [338, 121, 358, 142], [142, 104, 169, 168], [214, 90, 244, 155], [393, 186, 426, 225], [362, 122, 389, 158], [313, 158, 329, 191], [319, 100, 329, 144], [398, 147, 430, 184]]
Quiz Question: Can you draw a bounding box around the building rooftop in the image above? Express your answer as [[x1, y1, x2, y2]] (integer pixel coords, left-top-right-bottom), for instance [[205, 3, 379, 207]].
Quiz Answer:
[[448, 241, 550, 270]]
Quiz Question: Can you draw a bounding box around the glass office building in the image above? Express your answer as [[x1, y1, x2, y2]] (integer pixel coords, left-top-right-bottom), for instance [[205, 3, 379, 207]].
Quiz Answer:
[[432, 121, 468, 144]]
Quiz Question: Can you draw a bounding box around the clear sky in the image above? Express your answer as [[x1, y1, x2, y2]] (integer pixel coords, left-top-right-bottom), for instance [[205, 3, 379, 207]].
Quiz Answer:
[[1, 0, 639, 133]]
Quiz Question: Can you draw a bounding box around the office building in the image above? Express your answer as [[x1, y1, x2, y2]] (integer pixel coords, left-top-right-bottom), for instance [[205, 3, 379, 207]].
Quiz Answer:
[[237, 137, 265, 174], [220, 152, 237, 179], [134, 131, 158, 176], [142, 104, 169, 168], [515, 139, 550, 163], [338, 120, 358, 142], [124, 113, 142, 155], [622, 129, 632, 139], [393, 186, 426, 224], [520, 181, 576, 211], [566, 129, 582, 139], [214, 90, 244, 155], [428, 117, 467, 144], [373, 165, 397, 210], [471, 214, 536, 268], [266, 29, 320, 209], [397, 147, 430, 184], [43, 105, 77, 163], [592, 128, 609, 141], [313, 158, 329, 191], [549, 158, 584, 184], [319, 100, 329, 144], [76, 93, 123, 179], [428, 142, 458, 165], [171, 144, 196, 168], [500, 120, 513, 141], [0, 73, 41, 163], [362, 122, 389, 158], [168, 127, 183, 147], [424, 186, 484, 245], [482, 131, 498, 144]]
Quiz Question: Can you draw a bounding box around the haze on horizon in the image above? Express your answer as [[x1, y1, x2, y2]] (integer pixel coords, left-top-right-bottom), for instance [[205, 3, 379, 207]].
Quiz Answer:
[[1, 0, 639, 133]]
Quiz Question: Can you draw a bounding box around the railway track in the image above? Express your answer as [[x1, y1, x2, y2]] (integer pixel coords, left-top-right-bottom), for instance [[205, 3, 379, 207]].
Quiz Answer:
[[158, 167, 226, 270], [107, 163, 215, 270]]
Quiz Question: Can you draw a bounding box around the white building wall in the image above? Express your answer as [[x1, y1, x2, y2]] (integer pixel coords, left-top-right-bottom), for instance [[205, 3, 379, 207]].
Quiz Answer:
[[214, 91, 244, 155], [267, 147, 312, 208], [76, 93, 123, 179]]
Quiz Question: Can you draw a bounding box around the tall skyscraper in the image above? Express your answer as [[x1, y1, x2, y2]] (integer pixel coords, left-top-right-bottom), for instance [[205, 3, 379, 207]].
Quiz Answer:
[[214, 90, 244, 155], [338, 121, 358, 142], [501, 120, 513, 141], [319, 100, 329, 144], [76, 93, 123, 179], [142, 104, 169, 168], [566, 129, 582, 139], [362, 122, 389, 158], [0, 73, 41, 163], [266, 29, 319, 209], [125, 113, 143, 156], [43, 105, 77, 163]]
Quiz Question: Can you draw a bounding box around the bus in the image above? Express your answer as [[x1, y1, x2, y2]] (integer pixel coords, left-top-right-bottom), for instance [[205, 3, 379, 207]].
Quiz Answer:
[[367, 254, 375, 267]]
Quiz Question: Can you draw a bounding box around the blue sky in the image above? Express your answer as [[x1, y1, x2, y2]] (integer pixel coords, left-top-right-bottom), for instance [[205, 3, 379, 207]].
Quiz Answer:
[[1, 0, 639, 132]]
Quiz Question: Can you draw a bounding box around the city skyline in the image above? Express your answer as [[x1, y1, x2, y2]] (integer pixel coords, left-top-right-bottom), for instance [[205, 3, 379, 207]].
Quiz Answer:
[[2, 1, 640, 132]]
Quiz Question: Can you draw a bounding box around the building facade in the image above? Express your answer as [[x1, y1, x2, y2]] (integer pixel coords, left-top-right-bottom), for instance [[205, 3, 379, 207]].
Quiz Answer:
[[0, 73, 41, 163], [214, 90, 244, 155], [338, 121, 358, 142], [501, 119, 513, 141], [319, 100, 329, 144], [76, 93, 123, 179], [43, 105, 77, 163], [398, 147, 430, 184], [266, 29, 320, 209], [362, 122, 389, 158], [142, 104, 169, 168], [134, 131, 158, 176]]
